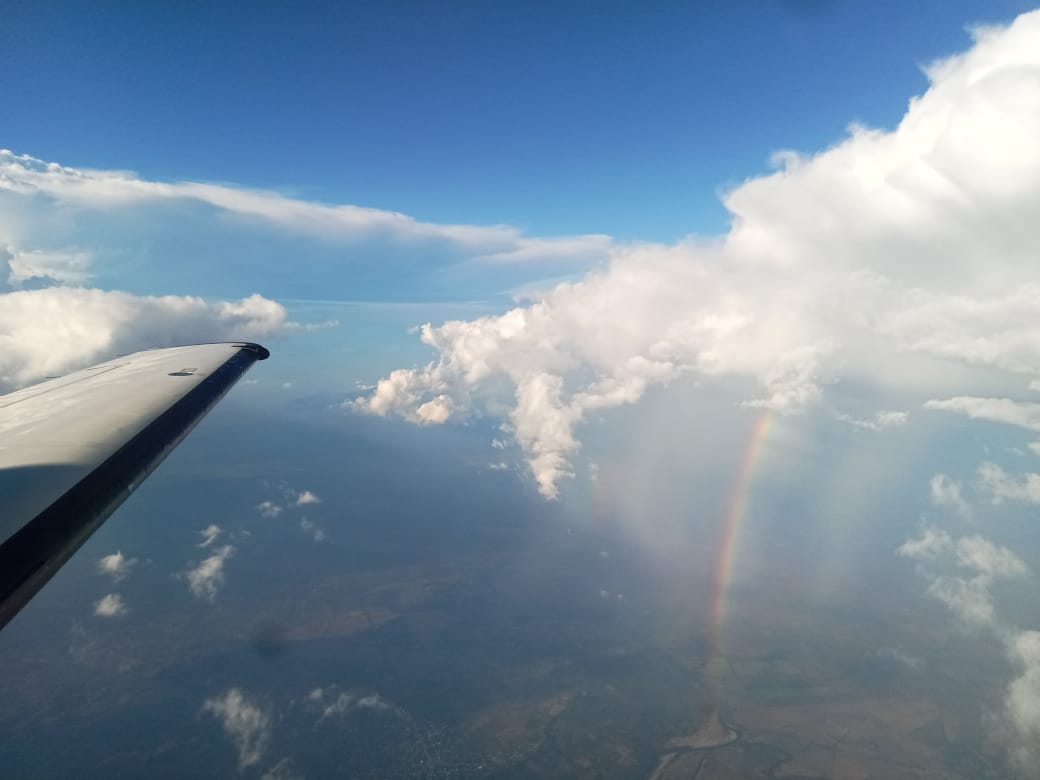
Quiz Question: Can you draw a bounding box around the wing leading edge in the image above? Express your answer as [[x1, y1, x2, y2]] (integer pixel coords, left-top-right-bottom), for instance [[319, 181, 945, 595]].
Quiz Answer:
[[0, 342, 269, 629]]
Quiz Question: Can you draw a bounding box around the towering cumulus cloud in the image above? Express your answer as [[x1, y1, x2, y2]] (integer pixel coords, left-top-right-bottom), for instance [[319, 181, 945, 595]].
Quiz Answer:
[[355, 12, 1040, 498]]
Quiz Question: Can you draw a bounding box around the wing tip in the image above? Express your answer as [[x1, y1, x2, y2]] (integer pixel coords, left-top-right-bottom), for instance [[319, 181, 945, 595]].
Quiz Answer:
[[236, 342, 271, 360]]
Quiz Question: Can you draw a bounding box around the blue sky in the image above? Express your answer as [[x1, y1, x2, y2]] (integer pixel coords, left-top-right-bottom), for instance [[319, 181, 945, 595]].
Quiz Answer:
[[3, 0, 1033, 241]]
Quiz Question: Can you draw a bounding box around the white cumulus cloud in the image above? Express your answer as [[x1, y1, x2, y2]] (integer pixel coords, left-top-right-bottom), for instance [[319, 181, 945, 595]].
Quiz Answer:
[[93, 593, 127, 617], [902, 470, 1038, 772], [185, 545, 234, 602], [256, 501, 283, 518], [0, 288, 288, 391], [294, 490, 321, 506], [898, 526, 1028, 628], [836, 410, 909, 431], [929, 474, 970, 517], [354, 11, 1040, 498], [202, 688, 272, 769], [261, 758, 304, 780], [97, 551, 137, 582], [307, 685, 402, 722], [198, 524, 223, 548], [978, 462, 1040, 505], [299, 518, 327, 543], [1007, 631, 1040, 769]]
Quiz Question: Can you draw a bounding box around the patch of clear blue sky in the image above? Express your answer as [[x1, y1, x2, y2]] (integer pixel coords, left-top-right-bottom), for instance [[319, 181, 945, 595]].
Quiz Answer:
[[3, 0, 1035, 242]]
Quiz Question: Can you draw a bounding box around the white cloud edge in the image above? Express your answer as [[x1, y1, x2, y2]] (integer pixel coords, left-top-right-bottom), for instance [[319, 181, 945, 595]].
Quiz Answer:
[[0, 148, 614, 270]]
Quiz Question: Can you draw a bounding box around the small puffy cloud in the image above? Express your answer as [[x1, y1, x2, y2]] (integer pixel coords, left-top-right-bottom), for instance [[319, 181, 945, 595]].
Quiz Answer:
[[354, 12, 1040, 498], [898, 526, 954, 561], [903, 470, 1039, 768], [1007, 631, 1040, 769], [871, 411, 909, 429], [185, 545, 234, 602], [93, 593, 127, 617], [927, 576, 998, 627], [257, 501, 283, 519], [978, 462, 1040, 505], [261, 758, 304, 780], [97, 551, 137, 582], [955, 534, 1029, 579], [307, 686, 401, 722], [319, 692, 357, 720], [900, 526, 1029, 579], [198, 525, 223, 548], [929, 474, 969, 517], [294, 490, 321, 506], [0, 288, 289, 391], [876, 647, 924, 671], [299, 518, 327, 543], [836, 410, 909, 431], [900, 526, 1029, 627], [354, 694, 396, 713], [202, 688, 272, 769]]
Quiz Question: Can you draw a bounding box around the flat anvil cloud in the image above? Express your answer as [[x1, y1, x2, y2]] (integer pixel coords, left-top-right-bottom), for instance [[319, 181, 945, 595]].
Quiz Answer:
[[0, 149, 607, 250], [355, 11, 1040, 499], [0, 147, 612, 295]]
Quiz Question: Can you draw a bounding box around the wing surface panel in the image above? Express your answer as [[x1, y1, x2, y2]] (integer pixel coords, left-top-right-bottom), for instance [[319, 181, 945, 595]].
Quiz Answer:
[[0, 342, 268, 628]]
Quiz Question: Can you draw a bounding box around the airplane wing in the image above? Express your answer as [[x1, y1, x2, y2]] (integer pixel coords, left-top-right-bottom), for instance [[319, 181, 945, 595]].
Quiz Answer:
[[0, 342, 269, 629]]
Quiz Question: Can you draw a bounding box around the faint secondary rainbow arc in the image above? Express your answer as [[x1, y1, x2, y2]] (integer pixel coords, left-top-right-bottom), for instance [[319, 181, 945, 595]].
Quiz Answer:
[[705, 411, 775, 690]]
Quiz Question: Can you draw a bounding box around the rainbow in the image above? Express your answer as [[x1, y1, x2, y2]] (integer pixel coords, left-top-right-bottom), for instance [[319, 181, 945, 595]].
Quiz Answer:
[[705, 411, 774, 687]]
